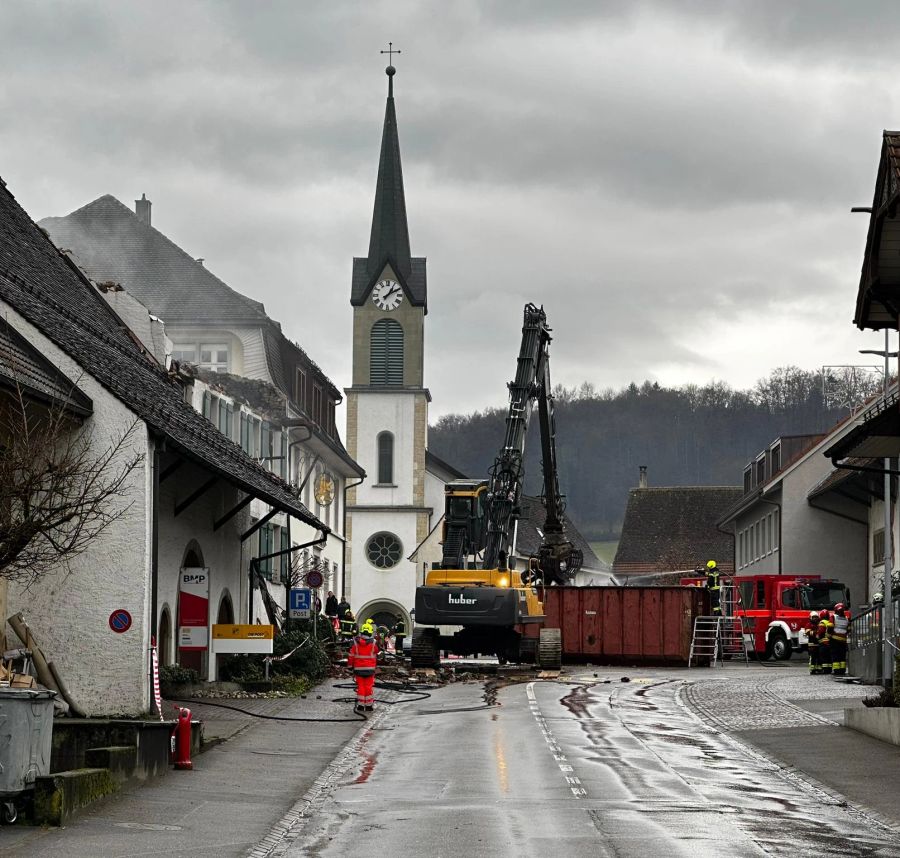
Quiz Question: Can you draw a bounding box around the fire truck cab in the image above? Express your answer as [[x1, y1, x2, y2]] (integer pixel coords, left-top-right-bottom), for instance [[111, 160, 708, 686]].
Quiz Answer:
[[735, 575, 849, 660], [681, 573, 850, 660]]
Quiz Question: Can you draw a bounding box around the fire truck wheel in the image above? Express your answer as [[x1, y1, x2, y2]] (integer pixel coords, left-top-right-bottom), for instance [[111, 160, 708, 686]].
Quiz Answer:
[[766, 630, 791, 661]]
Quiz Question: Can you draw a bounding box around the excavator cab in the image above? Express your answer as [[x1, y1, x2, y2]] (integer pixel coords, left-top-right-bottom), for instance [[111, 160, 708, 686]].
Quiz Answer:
[[438, 480, 488, 570]]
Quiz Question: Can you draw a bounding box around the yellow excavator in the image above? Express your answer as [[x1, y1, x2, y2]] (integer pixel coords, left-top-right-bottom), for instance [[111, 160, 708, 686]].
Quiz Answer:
[[412, 304, 582, 669]]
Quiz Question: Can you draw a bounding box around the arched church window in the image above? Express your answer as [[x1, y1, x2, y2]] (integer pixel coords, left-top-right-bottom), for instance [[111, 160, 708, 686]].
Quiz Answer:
[[366, 532, 403, 569], [370, 319, 404, 385], [377, 431, 394, 484]]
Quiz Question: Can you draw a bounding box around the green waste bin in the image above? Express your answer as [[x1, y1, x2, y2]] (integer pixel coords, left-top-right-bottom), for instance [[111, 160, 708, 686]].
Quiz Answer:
[[0, 687, 56, 822]]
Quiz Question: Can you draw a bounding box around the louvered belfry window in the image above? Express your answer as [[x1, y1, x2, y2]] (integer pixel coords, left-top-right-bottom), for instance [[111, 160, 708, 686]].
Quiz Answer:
[[370, 319, 404, 385]]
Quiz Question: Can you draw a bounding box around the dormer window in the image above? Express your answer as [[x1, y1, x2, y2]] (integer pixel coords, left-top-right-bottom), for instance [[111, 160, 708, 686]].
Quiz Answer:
[[173, 342, 229, 373]]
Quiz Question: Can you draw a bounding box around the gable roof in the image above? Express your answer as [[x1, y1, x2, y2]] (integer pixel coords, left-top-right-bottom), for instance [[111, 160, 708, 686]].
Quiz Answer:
[[0, 179, 325, 530], [40, 195, 343, 403], [40, 195, 269, 326], [613, 486, 741, 575]]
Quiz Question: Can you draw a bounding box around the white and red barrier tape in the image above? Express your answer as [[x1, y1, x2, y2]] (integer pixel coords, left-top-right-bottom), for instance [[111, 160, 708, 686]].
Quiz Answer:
[[150, 637, 163, 721]]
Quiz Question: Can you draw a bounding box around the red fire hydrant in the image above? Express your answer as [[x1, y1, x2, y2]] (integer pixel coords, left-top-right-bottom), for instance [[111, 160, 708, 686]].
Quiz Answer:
[[172, 706, 193, 770]]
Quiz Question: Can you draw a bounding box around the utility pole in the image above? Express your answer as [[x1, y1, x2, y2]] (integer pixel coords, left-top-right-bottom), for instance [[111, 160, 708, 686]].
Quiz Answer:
[[888, 326, 897, 689]]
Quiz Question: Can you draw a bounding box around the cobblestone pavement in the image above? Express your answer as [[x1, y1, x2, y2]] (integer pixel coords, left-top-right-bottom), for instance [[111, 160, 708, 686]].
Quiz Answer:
[[683, 667, 875, 731]]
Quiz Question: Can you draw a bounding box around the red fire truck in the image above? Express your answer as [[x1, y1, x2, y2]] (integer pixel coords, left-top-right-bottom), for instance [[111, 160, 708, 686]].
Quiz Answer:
[[681, 574, 850, 660]]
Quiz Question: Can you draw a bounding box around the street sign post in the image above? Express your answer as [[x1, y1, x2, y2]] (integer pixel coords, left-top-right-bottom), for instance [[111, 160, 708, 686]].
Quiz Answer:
[[289, 588, 312, 620]]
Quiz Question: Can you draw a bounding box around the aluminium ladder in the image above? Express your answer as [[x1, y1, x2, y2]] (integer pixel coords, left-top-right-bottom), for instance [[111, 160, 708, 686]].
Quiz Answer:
[[688, 577, 751, 667]]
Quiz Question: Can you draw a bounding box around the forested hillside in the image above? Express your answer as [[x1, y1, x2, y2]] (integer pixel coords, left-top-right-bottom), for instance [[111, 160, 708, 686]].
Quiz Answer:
[[429, 367, 880, 541]]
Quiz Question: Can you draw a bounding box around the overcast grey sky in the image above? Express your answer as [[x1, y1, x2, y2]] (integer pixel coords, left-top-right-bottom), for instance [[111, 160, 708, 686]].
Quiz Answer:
[[1, 0, 897, 417]]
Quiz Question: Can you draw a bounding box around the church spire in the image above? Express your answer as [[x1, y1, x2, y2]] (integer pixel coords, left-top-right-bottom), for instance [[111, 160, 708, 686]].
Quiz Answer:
[[367, 62, 411, 280]]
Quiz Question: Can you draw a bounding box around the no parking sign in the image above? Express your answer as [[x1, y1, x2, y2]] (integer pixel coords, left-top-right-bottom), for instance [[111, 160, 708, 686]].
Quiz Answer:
[[109, 609, 132, 633]]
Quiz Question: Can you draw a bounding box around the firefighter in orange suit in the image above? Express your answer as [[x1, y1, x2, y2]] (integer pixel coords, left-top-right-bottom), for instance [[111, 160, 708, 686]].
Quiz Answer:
[[348, 619, 379, 712]]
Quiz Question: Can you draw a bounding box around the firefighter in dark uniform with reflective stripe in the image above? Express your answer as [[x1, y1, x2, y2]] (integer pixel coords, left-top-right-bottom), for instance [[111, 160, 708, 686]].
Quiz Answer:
[[394, 615, 406, 657], [817, 611, 834, 675], [339, 611, 358, 645], [830, 603, 849, 676], [706, 560, 721, 615], [807, 611, 821, 674]]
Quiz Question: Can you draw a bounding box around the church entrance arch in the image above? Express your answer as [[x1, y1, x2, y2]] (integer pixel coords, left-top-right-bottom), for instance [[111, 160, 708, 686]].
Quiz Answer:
[[357, 599, 409, 633]]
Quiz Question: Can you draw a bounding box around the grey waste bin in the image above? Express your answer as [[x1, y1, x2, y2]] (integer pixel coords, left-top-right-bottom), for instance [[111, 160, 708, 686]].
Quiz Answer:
[[0, 688, 56, 803]]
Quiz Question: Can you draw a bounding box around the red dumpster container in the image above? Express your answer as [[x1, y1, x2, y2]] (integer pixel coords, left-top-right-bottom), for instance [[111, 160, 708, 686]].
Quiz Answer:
[[524, 586, 708, 665]]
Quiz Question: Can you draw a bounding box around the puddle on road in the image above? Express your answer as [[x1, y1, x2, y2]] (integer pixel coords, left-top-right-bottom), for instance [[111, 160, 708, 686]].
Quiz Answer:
[[555, 678, 900, 856]]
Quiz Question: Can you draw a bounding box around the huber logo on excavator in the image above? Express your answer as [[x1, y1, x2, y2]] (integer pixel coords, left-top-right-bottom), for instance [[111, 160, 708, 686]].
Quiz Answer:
[[412, 303, 580, 670]]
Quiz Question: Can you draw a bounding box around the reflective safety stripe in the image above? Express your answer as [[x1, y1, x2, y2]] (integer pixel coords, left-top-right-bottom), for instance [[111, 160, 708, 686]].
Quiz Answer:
[[349, 638, 378, 676]]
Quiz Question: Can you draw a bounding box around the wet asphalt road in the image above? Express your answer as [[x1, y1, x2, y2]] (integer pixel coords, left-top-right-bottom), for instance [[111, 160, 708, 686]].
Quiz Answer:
[[274, 671, 900, 858]]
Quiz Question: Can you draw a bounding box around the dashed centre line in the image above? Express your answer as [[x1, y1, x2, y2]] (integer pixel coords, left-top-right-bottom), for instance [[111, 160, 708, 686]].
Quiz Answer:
[[526, 682, 586, 798]]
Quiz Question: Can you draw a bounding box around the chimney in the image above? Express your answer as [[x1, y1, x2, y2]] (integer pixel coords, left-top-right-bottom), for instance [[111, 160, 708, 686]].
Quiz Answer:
[[135, 193, 152, 226], [638, 465, 648, 489]]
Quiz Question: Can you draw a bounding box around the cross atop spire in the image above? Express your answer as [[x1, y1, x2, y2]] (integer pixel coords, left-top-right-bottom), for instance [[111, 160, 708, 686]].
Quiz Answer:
[[380, 41, 401, 64], [380, 42, 400, 97]]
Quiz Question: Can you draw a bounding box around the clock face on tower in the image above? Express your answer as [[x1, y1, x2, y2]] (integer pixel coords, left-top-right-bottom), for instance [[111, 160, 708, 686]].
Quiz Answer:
[[372, 278, 404, 311]]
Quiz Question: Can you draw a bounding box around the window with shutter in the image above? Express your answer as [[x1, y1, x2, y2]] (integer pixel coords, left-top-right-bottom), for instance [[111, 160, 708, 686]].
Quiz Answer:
[[370, 319, 404, 385]]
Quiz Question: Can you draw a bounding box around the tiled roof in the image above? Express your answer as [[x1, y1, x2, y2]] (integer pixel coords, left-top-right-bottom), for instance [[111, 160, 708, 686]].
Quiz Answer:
[[40, 195, 269, 326], [40, 195, 344, 402], [0, 180, 325, 529], [515, 495, 605, 572], [0, 315, 92, 416], [613, 486, 742, 575]]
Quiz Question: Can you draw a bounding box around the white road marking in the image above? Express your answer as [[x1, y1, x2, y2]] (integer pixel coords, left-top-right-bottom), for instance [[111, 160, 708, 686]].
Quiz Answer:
[[526, 681, 584, 800]]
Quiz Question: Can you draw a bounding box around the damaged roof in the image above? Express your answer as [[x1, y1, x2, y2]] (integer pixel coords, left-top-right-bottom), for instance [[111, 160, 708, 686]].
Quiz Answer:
[[613, 486, 741, 575], [0, 178, 326, 530], [39, 195, 342, 401]]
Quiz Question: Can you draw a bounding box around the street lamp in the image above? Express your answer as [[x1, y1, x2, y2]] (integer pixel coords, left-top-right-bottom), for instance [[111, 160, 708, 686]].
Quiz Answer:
[[860, 336, 898, 687]]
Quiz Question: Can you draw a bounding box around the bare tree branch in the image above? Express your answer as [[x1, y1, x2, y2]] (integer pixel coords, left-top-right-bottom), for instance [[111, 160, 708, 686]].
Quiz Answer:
[[0, 374, 144, 585]]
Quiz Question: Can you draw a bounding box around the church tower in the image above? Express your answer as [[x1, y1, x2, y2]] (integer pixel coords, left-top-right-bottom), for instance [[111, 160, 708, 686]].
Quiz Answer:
[[345, 63, 429, 627]]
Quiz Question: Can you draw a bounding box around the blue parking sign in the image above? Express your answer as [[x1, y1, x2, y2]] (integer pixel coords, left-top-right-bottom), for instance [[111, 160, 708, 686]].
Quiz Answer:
[[289, 588, 312, 619]]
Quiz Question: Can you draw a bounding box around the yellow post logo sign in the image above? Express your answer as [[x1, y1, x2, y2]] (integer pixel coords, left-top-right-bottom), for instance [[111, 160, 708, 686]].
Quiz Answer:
[[211, 624, 274, 654]]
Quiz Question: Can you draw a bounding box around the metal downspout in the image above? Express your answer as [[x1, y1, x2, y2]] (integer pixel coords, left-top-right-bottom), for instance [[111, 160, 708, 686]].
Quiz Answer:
[[342, 475, 366, 599]]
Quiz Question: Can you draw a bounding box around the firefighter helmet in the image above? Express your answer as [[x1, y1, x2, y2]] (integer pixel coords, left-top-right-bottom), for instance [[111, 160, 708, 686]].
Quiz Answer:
[[834, 603, 845, 612], [360, 619, 375, 635], [706, 560, 717, 569], [809, 611, 819, 621], [873, 592, 885, 604]]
